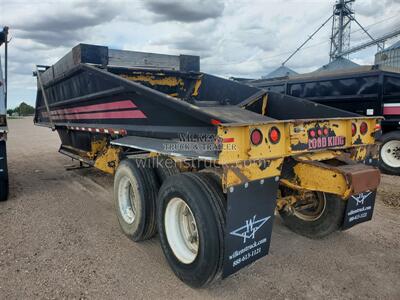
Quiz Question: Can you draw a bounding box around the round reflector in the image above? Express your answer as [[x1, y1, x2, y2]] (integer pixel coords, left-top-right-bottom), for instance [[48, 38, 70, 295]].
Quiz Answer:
[[309, 129, 316, 138], [250, 128, 263, 146], [317, 128, 322, 137], [351, 123, 357, 137], [360, 122, 368, 135], [323, 127, 329, 136], [269, 127, 280, 144]]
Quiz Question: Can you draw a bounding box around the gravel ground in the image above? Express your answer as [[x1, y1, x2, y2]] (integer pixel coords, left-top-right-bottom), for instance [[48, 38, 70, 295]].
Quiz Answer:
[[0, 118, 399, 299]]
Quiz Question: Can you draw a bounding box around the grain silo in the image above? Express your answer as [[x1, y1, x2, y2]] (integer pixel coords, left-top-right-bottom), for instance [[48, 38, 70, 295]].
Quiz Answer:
[[375, 41, 400, 69]]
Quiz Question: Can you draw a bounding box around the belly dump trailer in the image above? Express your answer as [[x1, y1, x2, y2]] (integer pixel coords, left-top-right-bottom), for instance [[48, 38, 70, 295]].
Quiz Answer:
[[34, 44, 381, 287]]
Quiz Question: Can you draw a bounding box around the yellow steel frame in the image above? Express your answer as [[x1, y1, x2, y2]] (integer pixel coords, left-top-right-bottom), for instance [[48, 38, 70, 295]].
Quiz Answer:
[[281, 163, 352, 199], [75, 113, 381, 198], [279, 144, 380, 203], [222, 158, 283, 189], [217, 117, 380, 165], [94, 146, 121, 174], [216, 118, 380, 193]]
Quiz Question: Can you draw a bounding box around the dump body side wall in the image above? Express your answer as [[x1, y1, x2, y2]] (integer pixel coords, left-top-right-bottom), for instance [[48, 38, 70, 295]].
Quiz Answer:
[[263, 92, 358, 119]]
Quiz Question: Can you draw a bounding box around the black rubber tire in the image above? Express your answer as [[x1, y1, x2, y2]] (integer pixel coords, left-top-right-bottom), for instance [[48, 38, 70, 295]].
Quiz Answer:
[[157, 172, 226, 288], [279, 192, 346, 239], [378, 131, 400, 175], [153, 156, 179, 183], [198, 170, 226, 210], [0, 178, 9, 202], [114, 159, 159, 241], [0, 141, 9, 202]]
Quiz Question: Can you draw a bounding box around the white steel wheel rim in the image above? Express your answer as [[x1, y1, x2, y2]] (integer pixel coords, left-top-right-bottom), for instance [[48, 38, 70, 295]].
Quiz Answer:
[[293, 192, 327, 221], [381, 140, 400, 168], [118, 176, 136, 224], [164, 197, 199, 264]]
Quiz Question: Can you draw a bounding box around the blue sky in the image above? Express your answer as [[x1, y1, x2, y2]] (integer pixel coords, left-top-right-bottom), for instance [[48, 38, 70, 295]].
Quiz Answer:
[[1, 0, 399, 109]]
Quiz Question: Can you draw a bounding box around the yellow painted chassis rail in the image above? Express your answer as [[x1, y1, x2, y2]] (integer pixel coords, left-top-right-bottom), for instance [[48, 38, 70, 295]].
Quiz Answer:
[[217, 116, 379, 164]]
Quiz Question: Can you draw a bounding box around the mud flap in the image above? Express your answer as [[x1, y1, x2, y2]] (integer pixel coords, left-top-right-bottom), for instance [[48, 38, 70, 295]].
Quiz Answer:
[[342, 191, 377, 230], [222, 177, 279, 278]]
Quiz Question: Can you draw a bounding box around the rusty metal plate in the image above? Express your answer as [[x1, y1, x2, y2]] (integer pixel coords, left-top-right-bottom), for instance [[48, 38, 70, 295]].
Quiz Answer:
[[339, 164, 381, 195]]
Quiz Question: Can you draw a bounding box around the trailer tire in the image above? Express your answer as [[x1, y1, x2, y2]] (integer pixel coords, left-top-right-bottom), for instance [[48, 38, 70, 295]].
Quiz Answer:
[[114, 159, 159, 241], [0, 141, 9, 202], [157, 172, 225, 287], [279, 191, 346, 239], [0, 179, 9, 202], [379, 131, 400, 175], [154, 156, 179, 183]]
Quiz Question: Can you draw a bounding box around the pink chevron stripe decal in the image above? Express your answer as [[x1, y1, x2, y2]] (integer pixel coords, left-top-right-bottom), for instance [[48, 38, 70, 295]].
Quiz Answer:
[[51, 110, 147, 120], [50, 100, 136, 115]]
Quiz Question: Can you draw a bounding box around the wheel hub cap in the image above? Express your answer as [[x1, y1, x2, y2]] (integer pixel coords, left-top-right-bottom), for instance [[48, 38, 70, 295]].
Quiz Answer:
[[293, 192, 326, 221], [381, 140, 400, 168]]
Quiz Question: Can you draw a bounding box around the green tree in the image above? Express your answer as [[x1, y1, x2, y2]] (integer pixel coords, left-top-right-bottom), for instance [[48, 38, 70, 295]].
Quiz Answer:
[[16, 102, 34, 116]]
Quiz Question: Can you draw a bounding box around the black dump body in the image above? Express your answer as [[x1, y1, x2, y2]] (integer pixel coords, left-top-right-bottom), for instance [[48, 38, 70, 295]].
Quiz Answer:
[[249, 66, 400, 132], [34, 44, 357, 151]]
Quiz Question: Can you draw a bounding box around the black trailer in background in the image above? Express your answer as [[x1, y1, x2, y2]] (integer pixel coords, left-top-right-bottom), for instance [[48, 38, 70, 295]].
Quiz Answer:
[[0, 27, 9, 201], [248, 66, 400, 175]]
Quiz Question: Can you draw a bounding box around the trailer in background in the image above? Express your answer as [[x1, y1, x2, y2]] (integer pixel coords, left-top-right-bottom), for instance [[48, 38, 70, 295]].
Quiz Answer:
[[34, 44, 381, 287], [0, 27, 9, 201], [248, 66, 400, 175]]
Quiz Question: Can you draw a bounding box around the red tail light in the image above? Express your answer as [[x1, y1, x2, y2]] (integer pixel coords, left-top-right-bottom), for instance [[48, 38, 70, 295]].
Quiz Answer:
[[351, 123, 357, 137], [250, 128, 263, 146], [269, 127, 281, 144], [309, 129, 316, 138], [317, 128, 322, 137], [360, 122, 368, 135], [323, 127, 329, 136]]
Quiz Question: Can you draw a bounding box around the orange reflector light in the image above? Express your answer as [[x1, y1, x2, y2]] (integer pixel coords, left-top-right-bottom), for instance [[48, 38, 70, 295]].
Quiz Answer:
[[211, 119, 221, 125], [269, 127, 280, 144]]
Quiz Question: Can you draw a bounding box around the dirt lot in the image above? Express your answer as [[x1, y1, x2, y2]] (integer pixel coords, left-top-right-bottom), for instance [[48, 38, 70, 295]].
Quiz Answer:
[[0, 118, 399, 299]]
